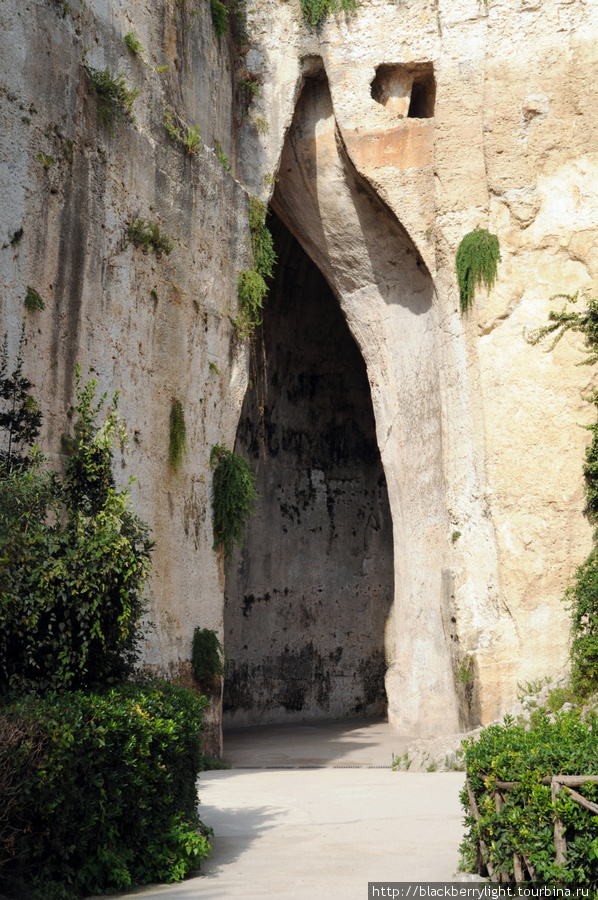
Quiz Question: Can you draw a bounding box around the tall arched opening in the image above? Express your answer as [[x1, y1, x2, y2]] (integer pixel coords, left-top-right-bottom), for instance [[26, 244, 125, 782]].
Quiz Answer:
[[223, 214, 394, 726]]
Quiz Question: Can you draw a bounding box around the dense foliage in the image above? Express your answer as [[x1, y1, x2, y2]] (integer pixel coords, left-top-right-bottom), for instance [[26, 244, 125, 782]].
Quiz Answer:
[[460, 708, 598, 885], [192, 627, 224, 689], [0, 680, 210, 899], [0, 368, 153, 695], [455, 227, 501, 314], [210, 443, 257, 558]]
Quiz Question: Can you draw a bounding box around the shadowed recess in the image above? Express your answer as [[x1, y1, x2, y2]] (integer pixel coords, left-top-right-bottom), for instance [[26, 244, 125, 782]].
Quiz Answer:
[[223, 215, 394, 726]]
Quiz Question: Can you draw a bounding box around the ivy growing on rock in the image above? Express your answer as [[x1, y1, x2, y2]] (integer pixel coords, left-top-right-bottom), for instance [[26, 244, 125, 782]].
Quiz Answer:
[[210, 443, 256, 558], [456, 227, 501, 314]]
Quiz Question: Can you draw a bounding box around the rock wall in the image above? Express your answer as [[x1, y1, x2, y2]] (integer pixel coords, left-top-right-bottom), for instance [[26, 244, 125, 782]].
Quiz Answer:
[[1, 0, 597, 739], [0, 0, 251, 751]]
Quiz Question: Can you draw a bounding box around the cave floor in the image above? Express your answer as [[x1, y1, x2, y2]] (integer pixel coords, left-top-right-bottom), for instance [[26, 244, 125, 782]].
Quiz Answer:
[[90, 719, 469, 900]]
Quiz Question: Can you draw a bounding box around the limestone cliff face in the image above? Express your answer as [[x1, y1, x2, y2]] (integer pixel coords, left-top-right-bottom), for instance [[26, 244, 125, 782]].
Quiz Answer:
[[1, 0, 597, 738]]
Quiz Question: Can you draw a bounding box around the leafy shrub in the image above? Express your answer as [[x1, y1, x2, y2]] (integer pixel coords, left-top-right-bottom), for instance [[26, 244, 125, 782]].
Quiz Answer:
[[210, 0, 229, 36], [24, 286, 45, 311], [125, 218, 174, 256], [169, 398, 187, 473], [299, 0, 357, 27], [210, 443, 257, 558], [83, 65, 139, 129], [455, 227, 501, 314], [0, 680, 210, 898], [460, 709, 598, 885], [0, 369, 153, 695], [192, 627, 224, 689]]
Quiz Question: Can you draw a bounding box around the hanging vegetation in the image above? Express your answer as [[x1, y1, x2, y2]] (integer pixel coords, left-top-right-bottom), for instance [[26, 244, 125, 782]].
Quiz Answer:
[[169, 399, 187, 473], [455, 227, 501, 314], [210, 443, 257, 558], [235, 197, 276, 339], [299, 0, 357, 28]]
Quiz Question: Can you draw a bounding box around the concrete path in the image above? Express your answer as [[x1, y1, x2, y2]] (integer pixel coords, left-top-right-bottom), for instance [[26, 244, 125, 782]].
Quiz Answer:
[[94, 719, 467, 900]]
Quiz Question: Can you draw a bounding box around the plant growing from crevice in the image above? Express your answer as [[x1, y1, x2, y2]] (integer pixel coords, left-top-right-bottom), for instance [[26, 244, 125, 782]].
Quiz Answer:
[[210, 443, 256, 558], [169, 399, 187, 473], [299, 0, 357, 28], [125, 218, 174, 256], [83, 65, 139, 129], [36, 152, 55, 170], [210, 0, 229, 35], [239, 68, 263, 116], [24, 287, 45, 312], [455, 227, 501, 314], [214, 140, 229, 171], [124, 32, 145, 58], [191, 627, 224, 688], [164, 111, 202, 154], [253, 116, 269, 136], [451, 530, 461, 544]]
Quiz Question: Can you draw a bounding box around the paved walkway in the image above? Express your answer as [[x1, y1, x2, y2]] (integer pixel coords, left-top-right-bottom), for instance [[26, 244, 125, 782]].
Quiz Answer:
[[94, 719, 467, 900]]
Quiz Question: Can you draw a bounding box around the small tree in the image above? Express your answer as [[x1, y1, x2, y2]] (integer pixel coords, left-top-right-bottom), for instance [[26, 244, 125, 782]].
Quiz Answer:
[[0, 323, 42, 473], [0, 366, 153, 695]]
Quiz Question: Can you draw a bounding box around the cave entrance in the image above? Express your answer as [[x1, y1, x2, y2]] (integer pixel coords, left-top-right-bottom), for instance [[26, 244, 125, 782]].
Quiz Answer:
[[223, 213, 394, 727]]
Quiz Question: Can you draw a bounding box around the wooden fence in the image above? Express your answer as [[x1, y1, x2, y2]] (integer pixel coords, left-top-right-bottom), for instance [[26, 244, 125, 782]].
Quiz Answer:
[[466, 774, 598, 883]]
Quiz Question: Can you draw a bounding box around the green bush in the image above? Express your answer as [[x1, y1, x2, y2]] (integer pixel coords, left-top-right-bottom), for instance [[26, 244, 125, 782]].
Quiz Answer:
[[210, 443, 256, 558], [0, 368, 153, 695], [0, 680, 210, 898], [24, 287, 45, 312], [460, 708, 598, 885], [456, 227, 501, 314], [192, 627, 224, 689]]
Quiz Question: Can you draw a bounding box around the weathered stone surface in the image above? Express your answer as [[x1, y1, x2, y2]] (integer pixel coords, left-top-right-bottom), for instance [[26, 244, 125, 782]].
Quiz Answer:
[[1, 0, 598, 741]]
